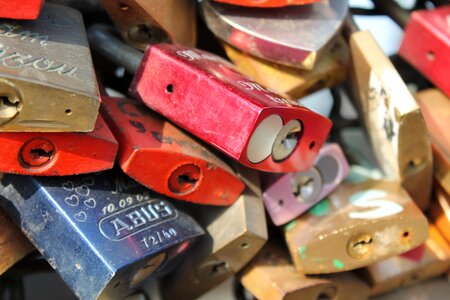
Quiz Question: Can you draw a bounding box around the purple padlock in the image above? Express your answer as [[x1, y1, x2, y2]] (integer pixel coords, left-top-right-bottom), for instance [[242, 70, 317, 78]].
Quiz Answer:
[[263, 143, 349, 225]]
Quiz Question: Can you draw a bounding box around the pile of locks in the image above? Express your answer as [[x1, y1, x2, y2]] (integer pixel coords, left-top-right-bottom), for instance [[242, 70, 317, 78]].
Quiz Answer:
[[0, 0, 449, 299]]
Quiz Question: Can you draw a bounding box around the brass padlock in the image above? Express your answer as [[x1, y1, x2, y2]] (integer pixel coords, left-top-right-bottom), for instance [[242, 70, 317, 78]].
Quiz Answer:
[[101, 0, 196, 51], [360, 224, 450, 296], [0, 3, 99, 132], [161, 189, 268, 300], [430, 184, 450, 244], [223, 37, 349, 100], [349, 30, 433, 211], [285, 180, 429, 274]]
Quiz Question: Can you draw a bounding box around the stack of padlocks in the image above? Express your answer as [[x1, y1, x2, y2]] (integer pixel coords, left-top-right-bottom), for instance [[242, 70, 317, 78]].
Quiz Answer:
[[0, 0, 449, 299]]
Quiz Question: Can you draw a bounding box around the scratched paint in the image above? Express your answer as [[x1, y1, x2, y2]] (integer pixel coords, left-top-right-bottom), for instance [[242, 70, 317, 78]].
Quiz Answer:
[[285, 220, 297, 232], [333, 259, 344, 270], [309, 198, 330, 216], [298, 246, 307, 259]]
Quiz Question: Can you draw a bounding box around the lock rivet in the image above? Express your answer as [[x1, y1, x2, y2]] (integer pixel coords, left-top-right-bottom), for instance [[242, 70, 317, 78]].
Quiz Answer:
[[20, 138, 56, 168]]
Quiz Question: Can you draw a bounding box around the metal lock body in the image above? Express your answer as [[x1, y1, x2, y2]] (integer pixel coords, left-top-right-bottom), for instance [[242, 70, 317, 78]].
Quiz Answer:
[[212, 0, 320, 8], [360, 225, 450, 297], [0, 170, 204, 299], [0, 207, 34, 275], [430, 184, 450, 244], [162, 189, 268, 300], [0, 115, 117, 176], [263, 143, 350, 225], [415, 89, 450, 195], [0, 4, 100, 132], [101, 97, 244, 206], [201, 0, 348, 69], [284, 180, 429, 274], [399, 5, 450, 98], [0, 0, 44, 19], [223, 37, 349, 100], [101, 0, 196, 51], [130, 44, 332, 173], [349, 30, 433, 211]]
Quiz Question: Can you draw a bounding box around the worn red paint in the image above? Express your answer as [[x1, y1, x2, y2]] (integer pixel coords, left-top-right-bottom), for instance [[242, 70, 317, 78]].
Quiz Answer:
[[213, 0, 319, 8], [0, 0, 45, 19]]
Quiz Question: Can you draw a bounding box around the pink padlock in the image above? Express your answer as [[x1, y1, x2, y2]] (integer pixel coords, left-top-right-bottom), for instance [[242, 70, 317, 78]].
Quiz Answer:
[[263, 143, 349, 225]]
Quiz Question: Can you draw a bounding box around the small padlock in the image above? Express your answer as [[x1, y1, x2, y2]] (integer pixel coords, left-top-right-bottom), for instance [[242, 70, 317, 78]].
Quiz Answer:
[[430, 184, 450, 244], [0, 207, 34, 275], [0, 0, 44, 20], [263, 143, 349, 225], [161, 188, 268, 300], [100, 0, 196, 51], [360, 224, 450, 296], [284, 180, 429, 274], [201, 0, 348, 70], [212, 0, 320, 8], [0, 169, 204, 299], [0, 3, 100, 132], [0, 115, 117, 176], [101, 97, 244, 206], [349, 30, 433, 211], [223, 37, 349, 99]]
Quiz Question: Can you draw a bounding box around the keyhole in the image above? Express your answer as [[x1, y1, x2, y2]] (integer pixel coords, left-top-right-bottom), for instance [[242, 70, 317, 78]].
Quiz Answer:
[[347, 233, 374, 259], [0, 96, 21, 120]]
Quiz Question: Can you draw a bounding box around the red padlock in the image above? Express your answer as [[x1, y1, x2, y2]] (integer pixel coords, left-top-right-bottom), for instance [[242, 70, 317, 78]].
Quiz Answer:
[[0, 115, 117, 175], [212, 0, 320, 8], [0, 0, 44, 19], [130, 45, 332, 173], [101, 97, 245, 206], [399, 5, 450, 98]]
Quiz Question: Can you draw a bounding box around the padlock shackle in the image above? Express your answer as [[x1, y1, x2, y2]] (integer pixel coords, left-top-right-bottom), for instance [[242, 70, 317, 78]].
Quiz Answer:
[[372, 0, 410, 28], [87, 24, 143, 74]]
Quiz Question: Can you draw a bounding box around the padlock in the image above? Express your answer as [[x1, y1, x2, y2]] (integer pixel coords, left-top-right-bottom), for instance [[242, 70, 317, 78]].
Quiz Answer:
[[284, 180, 429, 274], [100, 0, 196, 51], [430, 184, 450, 244], [0, 4, 100, 132], [212, 0, 320, 8], [201, 0, 348, 70], [223, 36, 349, 99], [0, 207, 34, 275], [263, 143, 349, 225], [349, 30, 433, 211], [359, 224, 450, 296], [0, 169, 204, 299], [415, 89, 450, 195], [238, 242, 370, 300], [0, 115, 117, 176], [101, 97, 244, 206], [0, 0, 45, 20], [161, 189, 268, 300]]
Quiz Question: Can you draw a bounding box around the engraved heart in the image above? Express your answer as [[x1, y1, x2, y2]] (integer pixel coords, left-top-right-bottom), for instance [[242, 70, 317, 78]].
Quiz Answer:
[[83, 177, 95, 186], [74, 211, 87, 223], [64, 195, 79, 207], [62, 181, 74, 191], [75, 185, 90, 197], [84, 198, 96, 209]]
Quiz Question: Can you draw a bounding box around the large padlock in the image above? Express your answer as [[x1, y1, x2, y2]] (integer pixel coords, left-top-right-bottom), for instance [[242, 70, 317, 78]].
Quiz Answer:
[[100, 0, 196, 51], [212, 0, 320, 8], [0, 169, 204, 299], [0, 3, 100, 132], [360, 224, 450, 296], [284, 180, 429, 274], [263, 143, 349, 225], [223, 36, 349, 99], [349, 30, 433, 211], [430, 184, 450, 244], [101, 97, 244, 206], [0, 0, 44, 20], [0, 115, 117, 175], [201, 0, 348, 70]]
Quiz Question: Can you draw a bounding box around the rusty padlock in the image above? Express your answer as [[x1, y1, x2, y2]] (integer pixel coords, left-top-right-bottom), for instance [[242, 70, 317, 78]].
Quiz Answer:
[[0, 3, 100, 132], [360, 224, 450, 296], [0, 0, 45, 20], [0, 115, 117, 175], [161, 188, 267, 300], [0, 169, 204, 299], [101, 97, 244, 206], [349, 30, 433, 211], [100, 0, 196, 51], [212, 0, 320, 8], [223, 36, 349, 99], [263, 143, 349, 225], [284, 180, 429, 274], [201, 0, 348, 70]]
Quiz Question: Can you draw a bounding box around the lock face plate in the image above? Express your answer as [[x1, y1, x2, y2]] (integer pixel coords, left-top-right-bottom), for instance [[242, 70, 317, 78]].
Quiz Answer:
[[0, 0, 44, 20], [0, 169, 204, 299], [0, 115, 117, 175], [201, 0, 348, 69], [101, 97, 244, 206], [350, 30, 433, 211], [284, 180, 429, 274], [0, 4, 100, 132], [130, 44, 332, 173]]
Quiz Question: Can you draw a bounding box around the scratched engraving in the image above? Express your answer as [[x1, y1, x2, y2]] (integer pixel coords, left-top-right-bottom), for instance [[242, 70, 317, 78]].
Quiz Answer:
[[0, 23, 48, 46], [176, 49, 226, 64]]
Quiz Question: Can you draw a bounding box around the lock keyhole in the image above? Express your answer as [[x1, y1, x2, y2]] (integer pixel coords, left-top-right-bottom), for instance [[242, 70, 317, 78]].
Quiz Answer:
[[293, 176, 314, 198], [347, 233, 374, 259], [168, 164, 202, 194], [272, 120, 302, 162], [0, 95, 21, 121], [20, 138, 56, 168], [30, 148, 54, 158]]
